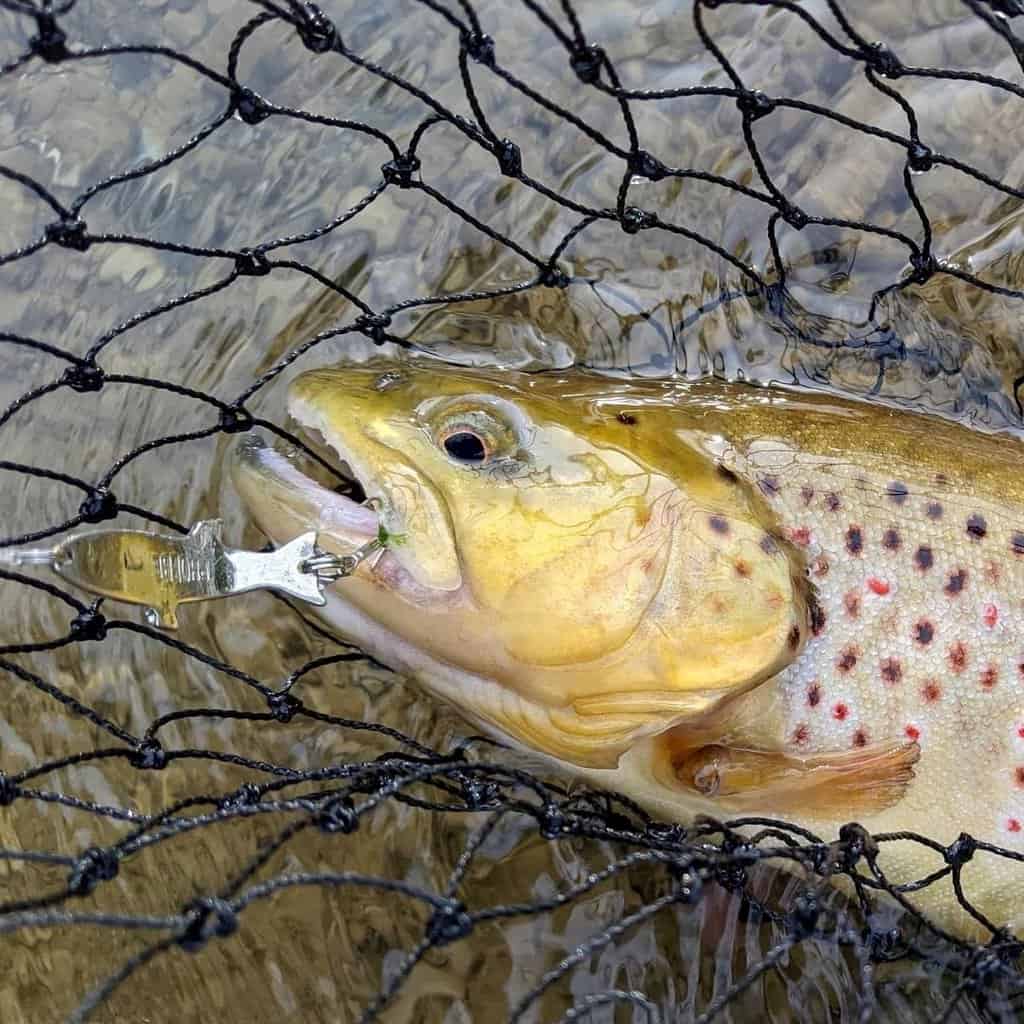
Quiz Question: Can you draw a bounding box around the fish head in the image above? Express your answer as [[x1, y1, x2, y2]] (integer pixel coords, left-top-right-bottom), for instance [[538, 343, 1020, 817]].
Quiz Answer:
[[232, 363, 810, 767]]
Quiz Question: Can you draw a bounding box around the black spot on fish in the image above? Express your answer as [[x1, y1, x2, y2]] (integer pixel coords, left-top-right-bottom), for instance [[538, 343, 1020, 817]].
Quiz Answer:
[[1013, 532, 1024, 556], [914, 619, 934, 646], [882, 528, 901, 552], [880, 656, 902, 684], [787, 625, 801, 650], [837, 645, 859, 672], [758, 475, 781, 498], [716, 464, 738, 484], [824, 491, 841, 512], [966, 514, 987, 540], [810, 599, 826, 636], [886, 481, 909, 505], [760, 534, 779, 555], [616, 411, 637, 426], [845, 525, 863, 555], [945, 568, 968, 595], [807, 683, 821, 708], [800, 485, 815, 506], [914, 545, 933, 571], [926, 501, 943, 520], [708, 515, 729, 535]]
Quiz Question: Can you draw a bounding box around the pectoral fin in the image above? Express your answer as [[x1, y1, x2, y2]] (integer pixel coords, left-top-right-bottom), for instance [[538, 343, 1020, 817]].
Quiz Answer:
[[668, 740, 920, 817]]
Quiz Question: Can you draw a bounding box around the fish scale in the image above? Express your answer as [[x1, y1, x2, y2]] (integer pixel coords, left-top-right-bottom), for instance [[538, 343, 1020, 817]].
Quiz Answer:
[[745, 450, 1024, 841]]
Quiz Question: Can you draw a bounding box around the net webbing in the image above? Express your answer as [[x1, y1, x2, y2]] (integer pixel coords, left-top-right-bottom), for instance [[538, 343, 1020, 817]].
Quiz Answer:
[[2, 0, 1024, 1020]]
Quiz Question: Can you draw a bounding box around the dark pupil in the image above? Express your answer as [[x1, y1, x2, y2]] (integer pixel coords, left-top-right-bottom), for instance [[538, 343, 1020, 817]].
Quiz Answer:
[[443, 431, 486, 463]]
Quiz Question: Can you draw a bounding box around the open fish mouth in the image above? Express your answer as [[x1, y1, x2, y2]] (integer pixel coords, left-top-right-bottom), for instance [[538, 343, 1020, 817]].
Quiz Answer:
[[231, 432, 381, 548]]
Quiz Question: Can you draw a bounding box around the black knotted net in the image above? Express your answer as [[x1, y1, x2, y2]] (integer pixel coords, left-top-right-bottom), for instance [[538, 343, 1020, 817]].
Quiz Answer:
[[3, 0, 1024, 1020]]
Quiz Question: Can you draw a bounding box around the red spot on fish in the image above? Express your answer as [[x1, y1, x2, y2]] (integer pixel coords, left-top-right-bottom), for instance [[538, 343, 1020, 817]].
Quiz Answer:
[[793, 723, 810, 745], [837, 646, 859, 672], [833, 702, 849, 721], [844, 591, 861, 618], [852, 729, 868, 748], [922, 681, 941, 703], [1015, 766, 1024, 789], [984, 604, 998, 628], [1018, 724, 1024, 739], [985, 561, 1001, 584], [904, 724, 920, 742], [980, 665, 999, 690], [788, 526, 812, 547], [866, 577, 890, 596], [734, 559, 751, 578], [811, 556, 830, 577], [1009, 818, 1022, 833], [880, 657, 902, 685], [807, 683, 822, 707], [948, 642, 968, 673]]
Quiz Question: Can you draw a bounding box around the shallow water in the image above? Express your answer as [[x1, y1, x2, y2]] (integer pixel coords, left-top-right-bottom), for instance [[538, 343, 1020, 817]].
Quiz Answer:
[[2, 0, 1024, 1021]]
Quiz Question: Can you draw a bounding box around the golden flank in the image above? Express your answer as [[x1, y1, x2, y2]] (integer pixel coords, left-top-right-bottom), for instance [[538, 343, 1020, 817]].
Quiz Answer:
[[233, 362, 1024, 939]]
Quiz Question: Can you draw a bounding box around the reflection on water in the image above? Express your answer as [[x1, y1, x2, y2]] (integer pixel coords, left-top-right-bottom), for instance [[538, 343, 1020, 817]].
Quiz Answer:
[[1, 0, 1023, 1020]]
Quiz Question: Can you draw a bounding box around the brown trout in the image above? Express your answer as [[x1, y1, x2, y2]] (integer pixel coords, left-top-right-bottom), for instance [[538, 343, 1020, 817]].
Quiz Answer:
[[231, 362, 1024, 938]]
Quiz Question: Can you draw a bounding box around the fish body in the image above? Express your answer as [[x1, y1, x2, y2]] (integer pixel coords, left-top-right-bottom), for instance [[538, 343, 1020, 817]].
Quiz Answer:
[[232, 362, 1024, 938]]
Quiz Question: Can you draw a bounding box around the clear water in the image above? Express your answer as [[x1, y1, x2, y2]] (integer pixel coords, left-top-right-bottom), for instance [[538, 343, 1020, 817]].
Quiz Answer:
[[1, 0, 1022, 1020]]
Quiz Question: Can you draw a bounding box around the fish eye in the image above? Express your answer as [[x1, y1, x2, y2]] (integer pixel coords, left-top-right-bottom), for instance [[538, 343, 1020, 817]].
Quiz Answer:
[[442, 429, 488, 464]]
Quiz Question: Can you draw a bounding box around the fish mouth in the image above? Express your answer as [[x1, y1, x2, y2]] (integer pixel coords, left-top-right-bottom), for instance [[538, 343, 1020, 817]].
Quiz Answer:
[[231, 407, 462, 599], [231, 432, 381, 549]]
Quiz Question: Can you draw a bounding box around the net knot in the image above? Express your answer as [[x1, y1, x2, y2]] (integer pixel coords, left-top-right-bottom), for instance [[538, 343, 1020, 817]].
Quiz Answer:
[[30, 14, 68, 63], [945, 832, 976, 866], [61, 363, 105, 393], [570, 44, 605, 84], [295, 3, 339, 53], [868, 924, 905, 959], [464, 32, 495, 67], [908, 251, 936, 284], [45, 217, 89, 251], [620, 206, 656, 234], [426, 900, 473, 945], [538, 265, 569, 289], [219, 782, 263, 811], [79, 488, 117, 523], [736, 89, 775, 121], [234, 249, 272, 276], [864, 41, 903, 78], [907, 142, 934, 172], [628, 150, 669, 181], [233, 88, 272, 125], [267, 691, 302, 722], [493, 138, 522, 177], [179, 897, 239, 952], [69, 604, 107, 642], [788, 890, 820, 939], [316, 794, 359, 834], [382, 153, 421, 188], [0, 773, 18, 807], [538, 803, 575, 839], [130, 738, 168, 770], [218, 404, 255, 433], [837, 822, 878, 868], [355, 313, 392, 344], [459, 775, 500, 810], [67, 846, 119, 896], [780, 203, 809, 230]]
